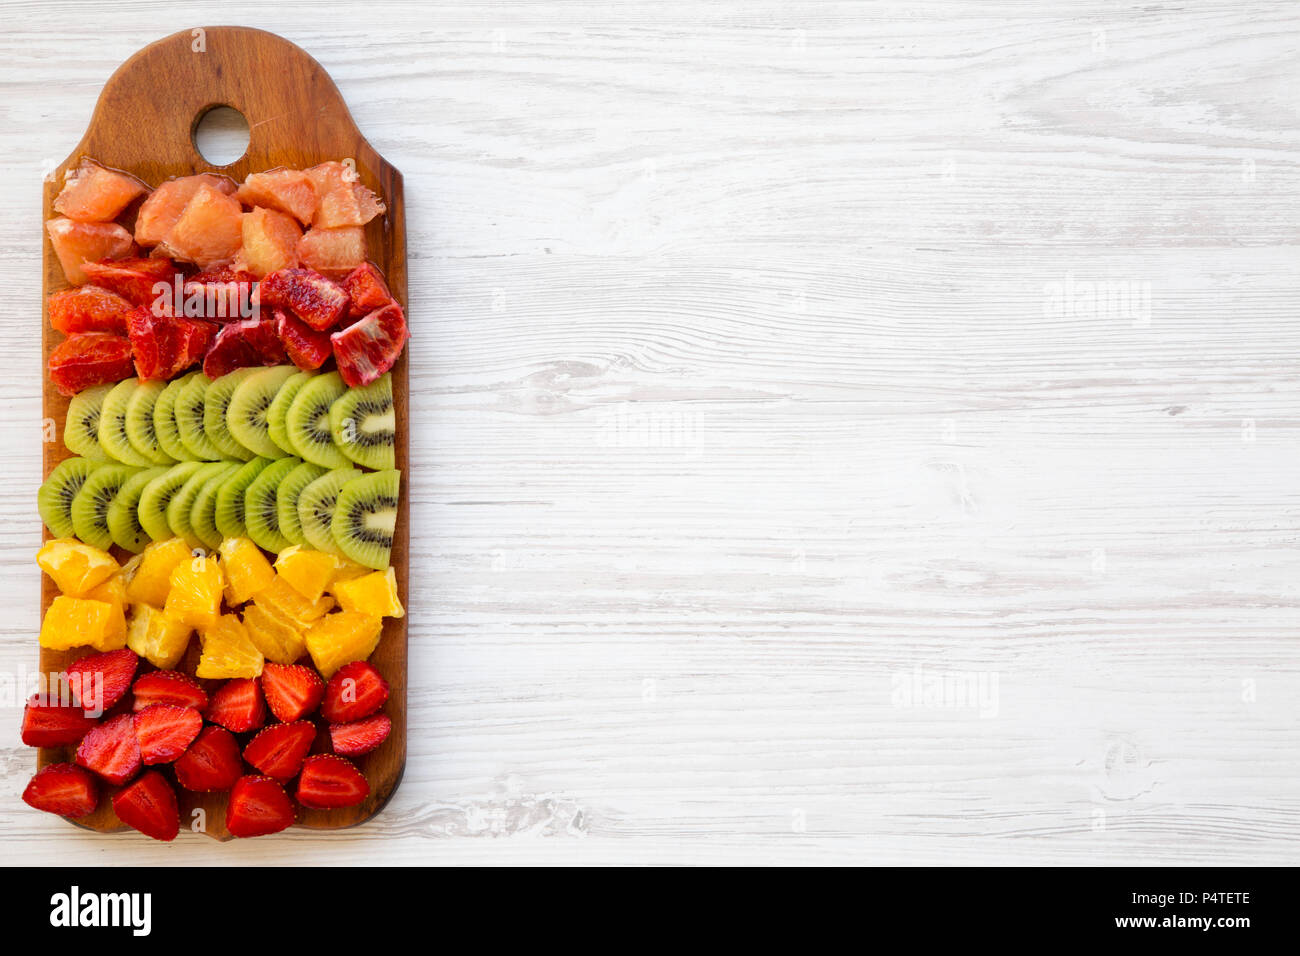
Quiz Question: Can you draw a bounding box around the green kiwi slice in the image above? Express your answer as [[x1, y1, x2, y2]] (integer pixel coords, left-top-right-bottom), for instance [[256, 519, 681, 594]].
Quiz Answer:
[[188, 462, 242, 551], [244, 457, 301, 553], [64, 384, 113, 461], [38, 457, 100, 538], [214, 456, 274, 541], [266, 371, 312, 456], [330, 469, 400, 570], [297, 467, 361, 556], [328, 372, 395, 471], [106, 466, 169, 553], [124, 380, 177, 464], [203, 370, 257, 461], [153, 375, 192, 462], [70, 463, 140, 551], [284, 372, 350, 468], [226, 366, 299, 459], [168, 461, 236, 549], [98, 379, 153, 466], [175, 373, 224, 461], [275, 461, 327, 546], [138, 461, 206, 544]]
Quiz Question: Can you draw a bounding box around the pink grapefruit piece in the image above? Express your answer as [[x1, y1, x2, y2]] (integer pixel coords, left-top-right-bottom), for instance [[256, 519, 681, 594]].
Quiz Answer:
[[135, 173, 237, 248], [46, 218, 134, 285], [236, 169, 318, 226], [298, 226, 365, 277], [160, 183, 243, 270], [305, 162, 384, 228], [53, 159, 149, 223], [237, 207, 301, 279]]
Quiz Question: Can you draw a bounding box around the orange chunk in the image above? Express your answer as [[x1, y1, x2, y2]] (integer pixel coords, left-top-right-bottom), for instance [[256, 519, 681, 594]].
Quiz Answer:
[[218, 537, 276, 605], [236, 169, 318, 225], [39, 596, 116, 651], [237, 207, 301, 279], [84, 574, 128, 650], [54, 159, 148, 223], [304, 610, 383, 678], [125, 537, 193, 608], [160, 183, 243, 269], [332, 568, 404, 619], [253, 575, 335, 628], [46, 218, 134, 285], [298, 227, 365, 277], [306, 162, 384, 228], [125, 604, 193, 670], [136, 173, 237, 247], [36, 538, 120, 596], [164, 555, 224, 630], [242, 603, 307, 665], [196, 614, 264, 679]]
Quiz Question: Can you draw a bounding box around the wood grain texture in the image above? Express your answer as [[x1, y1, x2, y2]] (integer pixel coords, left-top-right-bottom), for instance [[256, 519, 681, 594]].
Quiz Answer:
[[38, 26, 408, 838], [1, 1, 1299, 864]]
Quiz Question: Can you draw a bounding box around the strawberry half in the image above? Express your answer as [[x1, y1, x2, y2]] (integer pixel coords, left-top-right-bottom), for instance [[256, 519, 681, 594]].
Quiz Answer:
[[174, 725, 243, 792], [75, 713, 142, 785], [133, 704, 202, 764], [21, 763, 99, 818], [256, 268, 348, 330], [112, 770, 180, 841], [295, 754, 370, 809], [132, 670, 209, 711], [227, 775, 295, 837], [205, 677, 266, 733], [320, 660, 389, 723], [242, 721, 316, 780], [261, 663, 325, 723], [66, 647, 138, 716], [329, 713, 391, 757], [21, 693, 99, 747]]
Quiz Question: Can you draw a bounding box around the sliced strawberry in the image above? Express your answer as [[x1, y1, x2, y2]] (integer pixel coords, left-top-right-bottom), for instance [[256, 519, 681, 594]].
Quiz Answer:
[[47, 332, 135, 396], [132, 670, 208, 710], [66, 648, 138, 716], [48, 285, 134, 335], [205, 677, 267, 733], [174, 725, 242, 792], [75, 713, 142, 785], [81, 256, 177, 307], [133, 704, 202, 765], [276, 309, 333, 370], [21, 763, 99, 818], [320, 660, 390, 723], [21, 693, 99, 747], [331, 302, 408, 387], [295, 754, 370, 809], [242, 720, 315, 780], [201, 314, 286, 378], [261, 663, 325, 723], [342, 262, 393, 317], [227, 775, 295, 837], [112, 769, 179, 841], [256, 268, 348, 330], [329, 713, 391, 757]]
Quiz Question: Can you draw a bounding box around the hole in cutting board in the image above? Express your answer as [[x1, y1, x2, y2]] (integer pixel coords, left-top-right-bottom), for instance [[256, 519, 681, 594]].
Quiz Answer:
[[193, 106, 250, 166]]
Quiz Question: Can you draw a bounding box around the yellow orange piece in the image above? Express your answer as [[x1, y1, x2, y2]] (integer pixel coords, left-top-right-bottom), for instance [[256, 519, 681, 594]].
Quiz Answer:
[[305, 611, 383, 678], [125, 537, 193, 608], [242, 603, 307, 665], [39, 596, 115, 651], [196, 614, 264, 679], [274, 545, 347, 604], [332, 567, 404, 619], [254, 575, 334, 628], [83, 574, 128, 650], [219, 537, 276, 605], [36, 538, 120, 597], [125, 605, 194, 670], [165, 555, 224, 630]]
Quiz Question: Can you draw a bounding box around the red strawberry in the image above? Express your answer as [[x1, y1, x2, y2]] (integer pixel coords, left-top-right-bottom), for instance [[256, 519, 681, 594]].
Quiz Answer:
[[75, 713, 142, 785], [331, 302, 408, 387], [112, 769, 179, 841], [242, 721, 315, 780], [226, 775, 295, 837], [66, 648, 138, 716], [329, 713, 391, 757], [261, 663, 325, 723], [132, 670, 209, 711], [276, 309, 333, 370], [133, 704, 202, 764], [21, 693, 98, 746], [47, 332, 135, 396], [320, 661, 389, 723], [295, 754, 370, 809], [174, 725, 243, 792], [256, 268, 348, 330], [342, 262, 393, 317], [205, 677, 266, 733], [22, 763, 99, 818]]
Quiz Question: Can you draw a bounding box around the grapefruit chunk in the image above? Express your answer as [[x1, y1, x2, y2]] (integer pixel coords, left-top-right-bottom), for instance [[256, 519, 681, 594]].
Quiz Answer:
[[81, 257, 177, 307], [48, 332, 135, 395], [342, 262, 393, 317], [182, 267, 257, 321], [331, 302, 408, 387], [256, 268, 348, 330], [236, 170, 318, 225], [48, 286, 134, 335], [306, 162, 384, 228], [238, 207, 301, 278], [46, 218, 134, 285], [127, 307, 216, 380], [54, 159, 148, 223], [135, 173, 236, 247], [276, 309, 333, 370], [161, 183, 243, 269], [298, 226, 365, 277], [202, 316, 287, 378]]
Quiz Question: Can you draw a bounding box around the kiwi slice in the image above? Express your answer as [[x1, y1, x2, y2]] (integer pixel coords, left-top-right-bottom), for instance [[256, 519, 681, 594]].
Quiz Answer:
[[38, 457, 100, 538], [203, 370, 258, 461], [153, 376, 190, 462], [284, 372, 350, 468], [106, 466, 169, 553], [70, 463, 139, 551], [97, 380, 153, 466], [329, 372, 396, 470], [297, 467, 361, 556], [244, 457, 301, 553], [214, 456, 274, 541], [227, 366, 299, 459], [168, 461, 235, 549], [138, 461, 206, 543], [266, 371, 312, 456], [64, 384, 113, 461], [175, 373, 224, 461], [331, 469, 400, 570], [275, 461, 327, 546], [124, 380, 177, 465], [189, 462, 242, 551]]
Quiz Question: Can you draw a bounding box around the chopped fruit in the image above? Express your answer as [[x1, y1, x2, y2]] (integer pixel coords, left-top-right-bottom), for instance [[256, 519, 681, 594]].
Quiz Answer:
[[22, 763, 99, 818], [21, 694, 99, 746], [242, 720, 315, 780], [48, 332, 135, 396], [112, 770, 179, 841], [320, 660, 389, 722], [237, 169, 318, 225], [82, 256, 177, 307], [181, 266, 256, 320], [276, 309, 332, 370], [298, 226, 365, 276], [226, 775, 295, 837], [261, 663, 325, 722], [37, 538, 120, 596], [65, 647, 138, 714], [196, 613, 264, 679], [48, 285, 133, 335], [125, 537, 193, 607], [161, 182, 243, 269], [255, 575, 335, 628], [296, 754, 370, 809], [256, 268, 348, 330], [131, 670, 208, 711], [133, 703, 202, 764], [306, 161, 384, 228], [218, 536, 276, 604], [331, 303, 408, 387], [75, 713, 142, 785], [125, 605, 194, 670], [329, 713, 391, 757], [202, 315, 286, 378], [127, 306, 216, 381], [54, 159, 148, 222], [238, 206, 301, 278], [275, 545, 348, 604], [174, 726, 243, 792], [205, 677, 266, 733], [46, 218, 133, 285], [242, 603, 307, 665], [165, 555, 223, 629], [332, 567, 405, 618], [83, 573, 128, 650], [343, 262, 394, 317], [136, 173, 237, 247], [40, 595, 117, 651]]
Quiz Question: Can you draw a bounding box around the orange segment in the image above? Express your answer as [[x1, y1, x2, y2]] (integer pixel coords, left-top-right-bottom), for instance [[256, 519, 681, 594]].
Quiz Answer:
[[242, 603, 307, 665], [161, 182, 243, 269], [136, 173, 236, 247], [238, 207, 301, 279], [274, 546, 346, 604], [36, 538, 120, 597], [332, 567, 404, 619], [197, 614, 264, 679], [219, 537, 276, 605], [164, 555, 224, 630], [84, 574, 128, 650], [124, 537, 193, 608], [254, 575, 335, 628], [236, 169, 318, 225], [39, 596, 116, 651], [125, 604, 194, 670], [298, 226, 365, 277], [46, 218, 134, 285], [304, 610, 383, 678]]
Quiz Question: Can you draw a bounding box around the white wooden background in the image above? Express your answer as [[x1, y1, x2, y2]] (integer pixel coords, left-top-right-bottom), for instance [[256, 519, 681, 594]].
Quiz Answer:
[[2, 0, 1298, 866]]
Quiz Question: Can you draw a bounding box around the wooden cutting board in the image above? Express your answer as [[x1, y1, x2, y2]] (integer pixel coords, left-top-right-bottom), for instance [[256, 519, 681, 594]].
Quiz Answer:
[[38, 26, 408, 839]]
